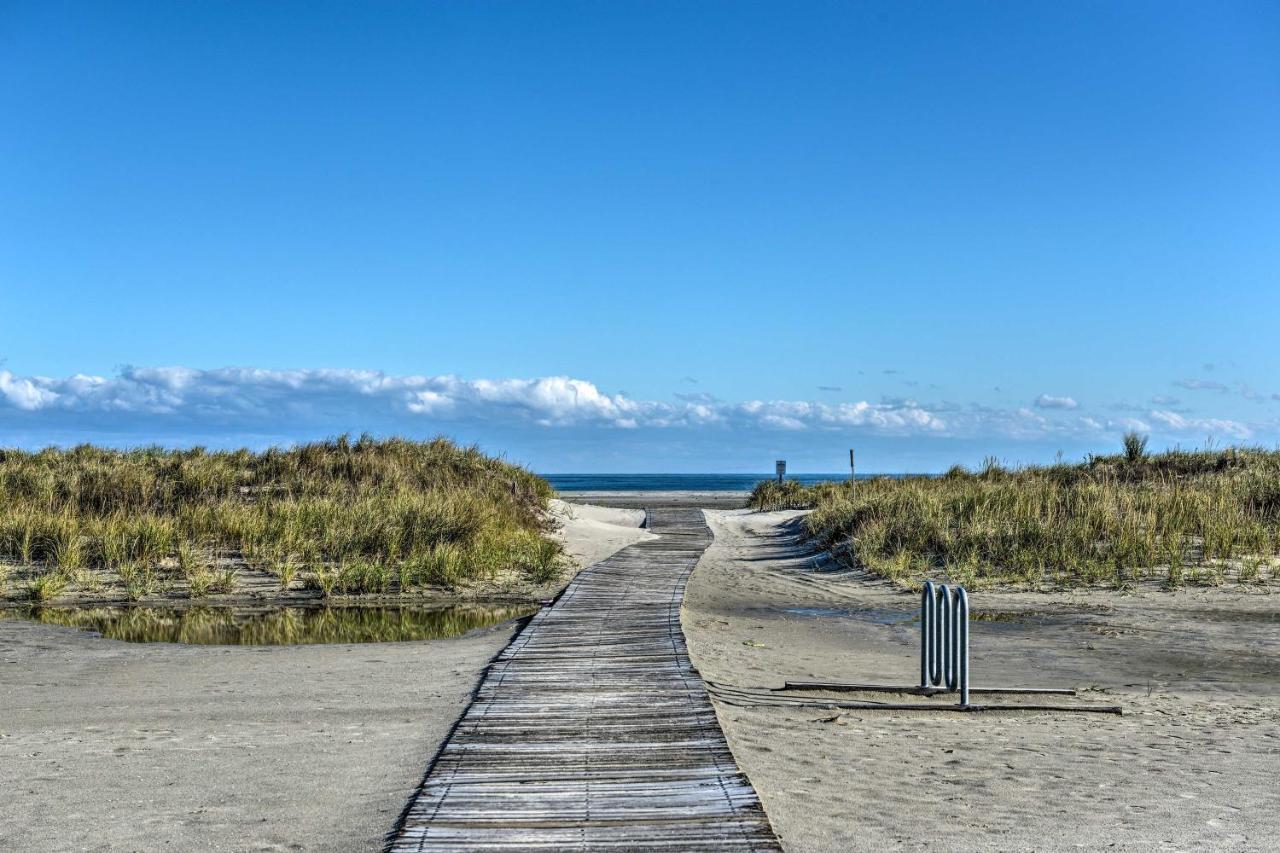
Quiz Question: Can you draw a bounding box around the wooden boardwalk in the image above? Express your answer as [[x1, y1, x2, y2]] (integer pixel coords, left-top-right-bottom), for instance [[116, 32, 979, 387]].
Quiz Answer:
[[388, 507, 781, 852]]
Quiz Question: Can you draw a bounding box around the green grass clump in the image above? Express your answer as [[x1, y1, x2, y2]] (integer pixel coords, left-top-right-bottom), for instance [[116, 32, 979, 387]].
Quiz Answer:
[[747, 479, 817, 510], [208, 568, 240, 595], [118, 562, 162, 601], [751, 442, 1280, 589], [337, 560, 392, 595], [1122, 430, 1149, 464], [0, 435, 562, 597], [186, 570, 214, 599], [26, 572, 69, 602]]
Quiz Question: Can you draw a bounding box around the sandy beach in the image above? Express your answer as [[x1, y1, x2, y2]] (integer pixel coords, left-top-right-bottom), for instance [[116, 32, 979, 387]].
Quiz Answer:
[[5, 497, 1277, 851], [682, 508, 1280, 852], [0, 503, 649, 852]]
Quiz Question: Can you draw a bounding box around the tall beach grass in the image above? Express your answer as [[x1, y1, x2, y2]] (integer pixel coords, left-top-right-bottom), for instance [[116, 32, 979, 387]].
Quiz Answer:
[[0, 435, 563, 601], [750, 438, 1280, 589]]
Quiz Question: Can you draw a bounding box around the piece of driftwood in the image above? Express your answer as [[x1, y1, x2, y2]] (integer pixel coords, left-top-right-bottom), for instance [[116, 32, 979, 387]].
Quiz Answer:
[[387, 508, 781, 852]]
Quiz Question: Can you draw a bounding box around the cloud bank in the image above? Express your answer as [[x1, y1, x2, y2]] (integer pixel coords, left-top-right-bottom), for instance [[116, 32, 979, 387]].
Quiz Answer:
[[0, 367, 1263, 448], [0, 367, 946, 435]]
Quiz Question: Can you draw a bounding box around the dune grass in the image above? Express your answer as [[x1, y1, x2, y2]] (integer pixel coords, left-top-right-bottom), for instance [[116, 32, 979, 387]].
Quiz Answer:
[[750, 438, 1280, 589], [0, 435, 563, 601]]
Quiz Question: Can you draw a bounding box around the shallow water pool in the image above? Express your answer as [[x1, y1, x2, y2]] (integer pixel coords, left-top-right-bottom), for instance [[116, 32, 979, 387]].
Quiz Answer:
[[0, 603, 538, 645], [776, 606, 1072, 632], [780, 606, 915, 625]]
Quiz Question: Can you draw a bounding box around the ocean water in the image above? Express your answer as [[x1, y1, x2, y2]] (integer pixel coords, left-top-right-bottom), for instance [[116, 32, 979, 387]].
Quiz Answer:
[[543, 473, 886, 492]]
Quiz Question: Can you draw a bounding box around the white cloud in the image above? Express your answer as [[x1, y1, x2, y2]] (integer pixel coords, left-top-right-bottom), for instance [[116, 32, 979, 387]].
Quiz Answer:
[[0, 371, 60, 410], [1109, 417, 1151, 433], [1148, 409, 1251, 439], [1034, 394, 1078, 410]]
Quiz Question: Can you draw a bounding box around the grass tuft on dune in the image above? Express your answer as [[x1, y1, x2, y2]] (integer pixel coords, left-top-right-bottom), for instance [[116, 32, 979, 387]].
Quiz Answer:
[[0, 435, 563, 600], [750, 436, 1280, 589]]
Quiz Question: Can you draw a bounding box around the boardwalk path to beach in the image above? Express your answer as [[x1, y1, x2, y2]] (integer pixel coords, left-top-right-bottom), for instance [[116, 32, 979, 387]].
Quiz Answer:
[[388, 507, 781, 851]]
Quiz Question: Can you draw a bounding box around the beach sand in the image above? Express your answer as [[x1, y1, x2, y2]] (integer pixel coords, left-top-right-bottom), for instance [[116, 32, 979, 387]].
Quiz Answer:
[[0, 502, 648, 852], [682, 508, 1280, 852], [8, 496, 1276, 852], [547, 498, 654, 567]]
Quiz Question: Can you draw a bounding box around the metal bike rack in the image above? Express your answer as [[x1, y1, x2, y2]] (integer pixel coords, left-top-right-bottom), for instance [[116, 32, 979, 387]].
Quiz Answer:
[[771, 578, 1121, 715], [920, 580, 969, 706]]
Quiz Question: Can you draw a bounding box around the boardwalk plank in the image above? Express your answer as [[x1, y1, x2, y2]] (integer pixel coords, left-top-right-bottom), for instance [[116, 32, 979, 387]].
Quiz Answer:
[[388, 508, 780, 852]]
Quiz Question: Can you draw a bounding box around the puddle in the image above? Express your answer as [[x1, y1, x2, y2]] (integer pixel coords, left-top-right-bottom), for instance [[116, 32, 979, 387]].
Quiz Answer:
[[780, 607, 915, 625], [1170, 608, 1280, 624], [1, 603, 538, 645], [777, 606, 1069, 631]]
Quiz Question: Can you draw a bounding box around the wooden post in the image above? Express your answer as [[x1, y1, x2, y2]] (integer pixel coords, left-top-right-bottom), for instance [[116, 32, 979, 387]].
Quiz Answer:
[[849, 449, 856, 492]]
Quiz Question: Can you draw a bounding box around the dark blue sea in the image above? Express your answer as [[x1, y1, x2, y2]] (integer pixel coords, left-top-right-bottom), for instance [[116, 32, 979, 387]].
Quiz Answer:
[[543, 473, 892, 492]]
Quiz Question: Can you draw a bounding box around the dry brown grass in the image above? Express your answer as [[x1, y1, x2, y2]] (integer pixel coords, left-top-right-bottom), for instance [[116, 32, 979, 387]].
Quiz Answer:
[[751, 444, 1280, 589], [0, 435, 564, 599]]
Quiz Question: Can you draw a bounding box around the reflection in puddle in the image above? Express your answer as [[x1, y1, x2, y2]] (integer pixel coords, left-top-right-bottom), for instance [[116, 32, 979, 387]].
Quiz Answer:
[[971, 610, 1051, 623], [2, 603, 537, 645]]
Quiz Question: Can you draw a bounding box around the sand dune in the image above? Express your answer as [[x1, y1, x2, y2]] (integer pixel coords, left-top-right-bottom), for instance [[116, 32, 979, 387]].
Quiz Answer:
[[547, 498, 655, 569]]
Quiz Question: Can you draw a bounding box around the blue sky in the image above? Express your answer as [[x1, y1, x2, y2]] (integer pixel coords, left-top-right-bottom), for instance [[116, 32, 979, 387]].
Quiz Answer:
[[2, 1, 1278, 472]]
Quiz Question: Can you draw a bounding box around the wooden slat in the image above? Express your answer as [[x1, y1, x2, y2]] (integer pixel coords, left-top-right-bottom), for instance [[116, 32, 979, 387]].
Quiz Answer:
[[388, 508, 781, 852]]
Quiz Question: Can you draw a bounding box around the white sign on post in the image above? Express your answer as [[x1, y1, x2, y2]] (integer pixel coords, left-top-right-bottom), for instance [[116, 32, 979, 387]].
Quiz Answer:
[[775, 460, 786, 482]]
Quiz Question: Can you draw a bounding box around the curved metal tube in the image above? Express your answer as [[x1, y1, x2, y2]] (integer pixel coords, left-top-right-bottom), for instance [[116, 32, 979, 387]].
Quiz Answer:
[[919, 581, 935, 688], [917, 581, 971, 706], [954, 587, 970, 706], [937, 584, 952, 689]]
